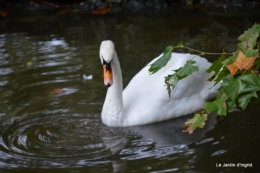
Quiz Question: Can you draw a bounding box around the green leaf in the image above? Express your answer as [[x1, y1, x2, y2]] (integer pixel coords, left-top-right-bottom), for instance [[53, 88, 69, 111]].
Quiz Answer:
[[176, 60, 199, 77], [221, 75, 260, 100], [221, 74, 260, 110], [238, 91, 258, 110], [165, 74, 178, 97], [207, 53, 227, 84], [257, 44, 260, 55], [149, 43, 184, 74], [238, 23, 260, 48], [226, 98, 237, 112], [182, 112, 208, 134], [212, 67, 230, 85], [254, 58, 260, 71], [242, 48, 258, 57], [237, 24, 260, 57], [149, 45, 173, 74], [239, 74, 260, 93], [222, 51, 239, 65], [222, 76, 242, 100], [239, 73, 260, 85], [207, 53, 226, 73], [165, 60, 199, 97], [254, 91, 260, 104], [204, 92, 228, 115]]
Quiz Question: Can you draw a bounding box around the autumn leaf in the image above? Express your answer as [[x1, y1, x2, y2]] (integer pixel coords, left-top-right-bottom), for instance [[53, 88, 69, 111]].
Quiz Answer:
[[182, 112, 208, 135], [226, 51, 258, 76], [0, 11, 8, 17], [91, 3, 110, 15], [226, 62, 238, 76], [26, 61, 33, 66], [236, 51, 257, 70], [50, 88, 63, 94]]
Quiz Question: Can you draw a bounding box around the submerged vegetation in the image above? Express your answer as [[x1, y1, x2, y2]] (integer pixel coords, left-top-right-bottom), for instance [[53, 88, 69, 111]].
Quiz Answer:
[[149, 23, 260, 134]]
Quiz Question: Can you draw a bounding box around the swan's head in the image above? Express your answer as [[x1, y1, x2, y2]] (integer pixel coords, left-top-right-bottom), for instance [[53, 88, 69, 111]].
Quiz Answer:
[[99, 40, 115, 87]]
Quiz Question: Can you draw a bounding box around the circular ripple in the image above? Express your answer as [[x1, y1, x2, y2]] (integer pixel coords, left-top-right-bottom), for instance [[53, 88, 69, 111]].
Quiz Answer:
[[0, 113, 126, 168]]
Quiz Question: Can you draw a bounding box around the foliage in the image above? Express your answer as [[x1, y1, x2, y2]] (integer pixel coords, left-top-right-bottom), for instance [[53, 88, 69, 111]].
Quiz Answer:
[[165, 60, 199, 97], [182, 112, 207, 134], [149, 43, 184, 74], [149, 23, 260, 134]]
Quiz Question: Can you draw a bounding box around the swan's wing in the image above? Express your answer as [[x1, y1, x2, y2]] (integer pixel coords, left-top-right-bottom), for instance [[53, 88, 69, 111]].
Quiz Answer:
[[122, 53, 218, 126]]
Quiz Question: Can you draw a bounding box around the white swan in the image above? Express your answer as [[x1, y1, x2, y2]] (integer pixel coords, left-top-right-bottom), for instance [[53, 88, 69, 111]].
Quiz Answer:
[[99, 40, 218, 127]]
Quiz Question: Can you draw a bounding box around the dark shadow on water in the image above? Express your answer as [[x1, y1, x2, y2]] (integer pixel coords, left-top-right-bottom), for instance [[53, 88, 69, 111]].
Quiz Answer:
[[102, 114, 217, 172]]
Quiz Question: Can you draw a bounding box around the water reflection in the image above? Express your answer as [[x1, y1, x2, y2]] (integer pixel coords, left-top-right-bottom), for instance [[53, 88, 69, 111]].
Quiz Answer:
[[0, 10, 260, 172], [0, 112, 215, 170]]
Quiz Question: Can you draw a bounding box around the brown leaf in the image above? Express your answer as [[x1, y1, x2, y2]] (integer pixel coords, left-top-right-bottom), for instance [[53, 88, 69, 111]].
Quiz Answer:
[[0, 11, 8, 17], [226, 50, 258, 76], [50, 88, 63, 94], [226, 63, 238, 76], [91, 3, 110, 15]]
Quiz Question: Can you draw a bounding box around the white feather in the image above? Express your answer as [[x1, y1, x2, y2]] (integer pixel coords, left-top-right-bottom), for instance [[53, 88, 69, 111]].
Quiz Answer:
[[100, 40, 219, 127]]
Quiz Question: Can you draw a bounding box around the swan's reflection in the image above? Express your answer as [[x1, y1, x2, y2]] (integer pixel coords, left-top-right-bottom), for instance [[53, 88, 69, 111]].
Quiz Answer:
[[102, 114, 217, 172]]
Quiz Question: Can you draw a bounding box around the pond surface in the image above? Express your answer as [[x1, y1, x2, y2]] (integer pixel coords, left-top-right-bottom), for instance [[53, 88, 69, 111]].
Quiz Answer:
[[0, 9, 260, 173]]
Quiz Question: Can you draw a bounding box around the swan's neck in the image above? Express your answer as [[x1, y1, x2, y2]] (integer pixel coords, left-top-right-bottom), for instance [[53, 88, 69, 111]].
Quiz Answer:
[[101, 52, 124, 127]]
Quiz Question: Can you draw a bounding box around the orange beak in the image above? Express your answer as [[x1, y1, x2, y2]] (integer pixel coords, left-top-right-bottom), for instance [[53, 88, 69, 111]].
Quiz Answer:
[[103, 64, 113, 87]]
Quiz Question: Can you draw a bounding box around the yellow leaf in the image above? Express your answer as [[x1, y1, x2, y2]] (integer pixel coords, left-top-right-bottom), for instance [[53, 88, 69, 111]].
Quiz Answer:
[[26, 61, 33, 66]]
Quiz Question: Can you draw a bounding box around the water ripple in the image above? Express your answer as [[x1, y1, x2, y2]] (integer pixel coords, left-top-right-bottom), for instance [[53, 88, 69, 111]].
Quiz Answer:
[[0, 113, 120, 168]]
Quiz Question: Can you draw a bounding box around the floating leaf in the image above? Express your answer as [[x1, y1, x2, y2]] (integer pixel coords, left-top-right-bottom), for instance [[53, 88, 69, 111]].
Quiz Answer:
[[26, 61, 33, 66], [0, 11, 8, 17], [182, 112, 208, 135], [50, 88, 63, 94], [91, 3, 110, 15]]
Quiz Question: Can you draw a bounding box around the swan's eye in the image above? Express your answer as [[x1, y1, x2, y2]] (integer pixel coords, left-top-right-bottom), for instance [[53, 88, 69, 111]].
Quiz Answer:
[[102, 57, 112, 72], [102, 58, 112, 66]]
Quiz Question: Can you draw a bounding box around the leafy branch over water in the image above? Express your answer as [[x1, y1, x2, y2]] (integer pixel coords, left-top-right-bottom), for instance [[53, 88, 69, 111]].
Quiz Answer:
[[149, 23, 260, 134]]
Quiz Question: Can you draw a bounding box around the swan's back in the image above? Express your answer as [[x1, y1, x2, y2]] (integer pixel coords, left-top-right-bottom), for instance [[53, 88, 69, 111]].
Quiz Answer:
[[122, 53, 218, 126]]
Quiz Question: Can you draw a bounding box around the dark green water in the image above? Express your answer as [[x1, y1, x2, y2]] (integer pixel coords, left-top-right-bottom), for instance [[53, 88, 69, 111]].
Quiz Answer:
[[0, 9, 260, 173]]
